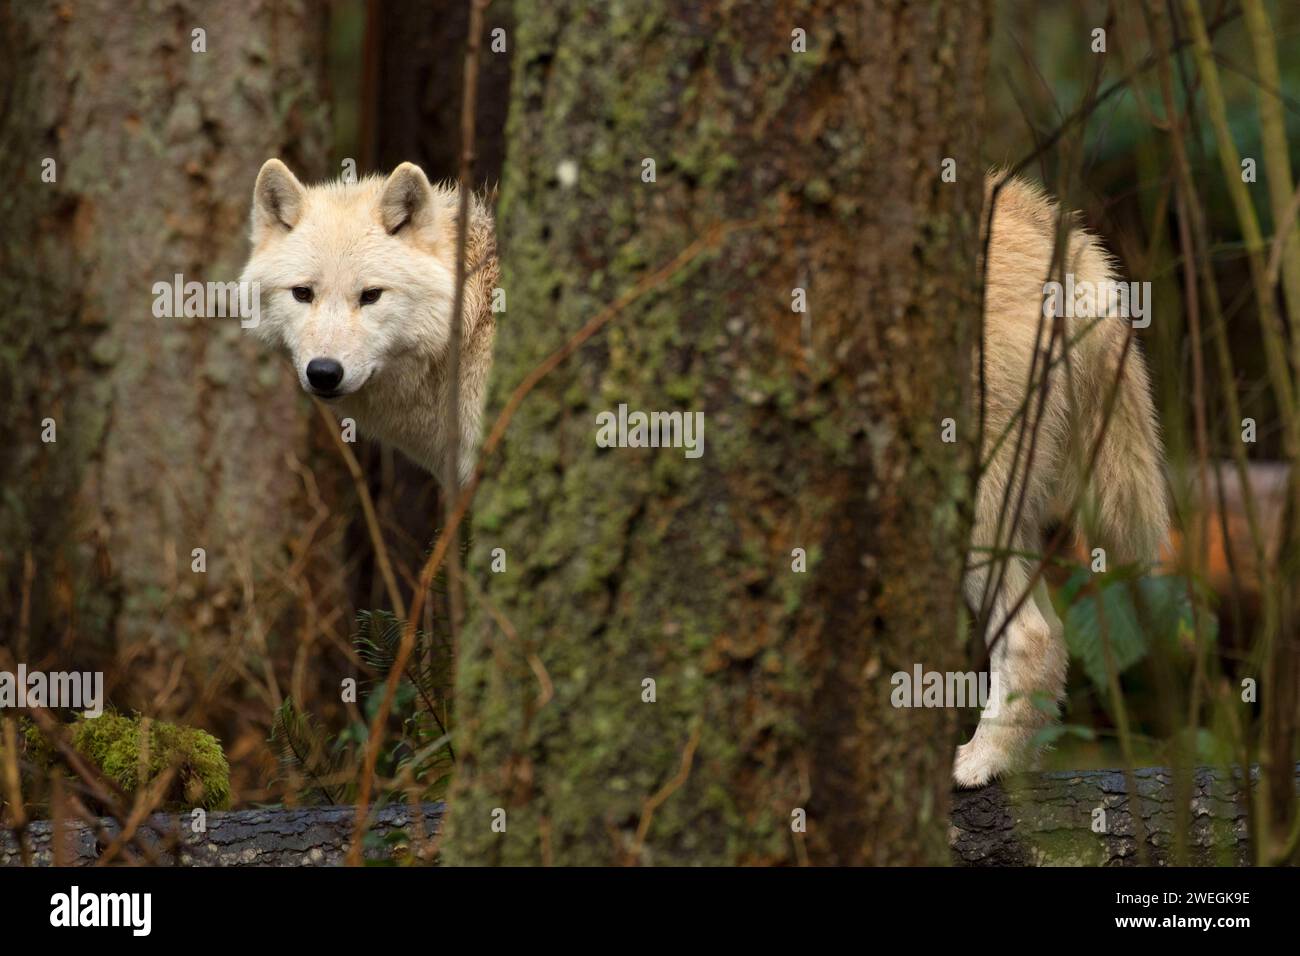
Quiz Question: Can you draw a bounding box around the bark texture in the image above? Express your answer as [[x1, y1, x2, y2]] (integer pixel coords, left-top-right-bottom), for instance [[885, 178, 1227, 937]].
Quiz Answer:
[[0, 3, 341, 711], [951, 767, 1260, 866], [441, 1, 991, 865]]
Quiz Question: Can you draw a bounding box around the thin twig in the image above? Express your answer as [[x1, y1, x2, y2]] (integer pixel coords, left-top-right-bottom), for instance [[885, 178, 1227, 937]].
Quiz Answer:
[[626, 722, 702, 865]]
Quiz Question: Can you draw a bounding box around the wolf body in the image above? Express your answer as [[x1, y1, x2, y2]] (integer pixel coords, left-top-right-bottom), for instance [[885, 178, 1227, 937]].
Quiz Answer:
[[241, 162, 1166, 787], [956, 175, 1166, 786]]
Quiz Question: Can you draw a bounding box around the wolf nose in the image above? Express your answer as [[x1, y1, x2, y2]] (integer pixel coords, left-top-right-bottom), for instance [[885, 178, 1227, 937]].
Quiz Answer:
[[306, 358, 344, 391]]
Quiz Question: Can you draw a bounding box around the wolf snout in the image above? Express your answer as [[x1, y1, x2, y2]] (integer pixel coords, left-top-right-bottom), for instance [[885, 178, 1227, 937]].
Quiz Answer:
[[305, 357, 345, 393]]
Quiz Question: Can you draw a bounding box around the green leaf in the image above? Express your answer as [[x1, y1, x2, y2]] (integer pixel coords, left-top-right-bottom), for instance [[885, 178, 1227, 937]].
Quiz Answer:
[[1063, 574, 1214, 693]]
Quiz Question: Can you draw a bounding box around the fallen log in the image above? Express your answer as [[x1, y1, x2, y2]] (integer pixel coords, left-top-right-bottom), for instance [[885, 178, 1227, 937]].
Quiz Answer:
[[950, 766, 1258, 866], [0, 803, 445, 867], [1, 766, 1281, 865]]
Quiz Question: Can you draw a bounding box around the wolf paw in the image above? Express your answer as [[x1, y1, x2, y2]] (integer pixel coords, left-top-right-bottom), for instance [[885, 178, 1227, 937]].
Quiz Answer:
[[952, 739, 1011, 789]]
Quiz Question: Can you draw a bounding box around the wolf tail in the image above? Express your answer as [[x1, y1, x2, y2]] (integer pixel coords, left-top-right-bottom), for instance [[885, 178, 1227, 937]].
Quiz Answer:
[[1059, 283, 1169, 567]]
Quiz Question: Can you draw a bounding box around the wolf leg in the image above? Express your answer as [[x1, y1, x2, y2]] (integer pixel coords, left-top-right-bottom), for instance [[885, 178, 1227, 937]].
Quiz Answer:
[[955, 565, 1067, 788]]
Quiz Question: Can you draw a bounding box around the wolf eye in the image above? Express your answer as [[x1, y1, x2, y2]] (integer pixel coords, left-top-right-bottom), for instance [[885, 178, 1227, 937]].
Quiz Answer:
[[291, 286, 314, 303], [360, 288, 383, 306]]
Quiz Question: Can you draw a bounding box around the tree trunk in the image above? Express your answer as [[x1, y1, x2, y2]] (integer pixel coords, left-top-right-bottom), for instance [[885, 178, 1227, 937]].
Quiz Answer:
[[442, 0, 991, 865], [0, 2, 340, 714]]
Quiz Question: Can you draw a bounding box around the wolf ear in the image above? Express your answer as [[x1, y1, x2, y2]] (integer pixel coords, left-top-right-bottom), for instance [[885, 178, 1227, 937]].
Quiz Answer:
[[252, 159, 306, 235], [380, 162, 436, 235]]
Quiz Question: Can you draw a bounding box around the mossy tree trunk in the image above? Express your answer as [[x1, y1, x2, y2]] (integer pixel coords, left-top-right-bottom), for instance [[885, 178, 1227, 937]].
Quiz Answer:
[[443, 1, 990, 865], [0, 3, 341, 714]]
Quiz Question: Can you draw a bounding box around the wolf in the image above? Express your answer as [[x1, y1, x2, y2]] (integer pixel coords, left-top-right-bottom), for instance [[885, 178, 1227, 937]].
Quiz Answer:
[[239, 159, 498, 484], [240, 161, 1166, 787], [955, 175, 1167, 787]]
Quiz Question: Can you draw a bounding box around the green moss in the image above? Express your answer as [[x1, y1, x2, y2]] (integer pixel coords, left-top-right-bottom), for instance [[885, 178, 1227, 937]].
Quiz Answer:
[[13, 714, 231, 811]]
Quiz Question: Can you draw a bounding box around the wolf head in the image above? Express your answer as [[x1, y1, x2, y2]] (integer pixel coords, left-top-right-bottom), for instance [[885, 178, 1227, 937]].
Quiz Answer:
[[239, 159, 458, 401]]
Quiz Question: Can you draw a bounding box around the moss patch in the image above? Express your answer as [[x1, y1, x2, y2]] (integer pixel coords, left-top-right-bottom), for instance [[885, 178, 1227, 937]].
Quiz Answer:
[[8, 714, 231, 811]]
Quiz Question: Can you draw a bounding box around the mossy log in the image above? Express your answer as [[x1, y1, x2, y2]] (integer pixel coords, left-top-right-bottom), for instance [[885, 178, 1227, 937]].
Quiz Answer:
[[3, 766, 1283, 865]]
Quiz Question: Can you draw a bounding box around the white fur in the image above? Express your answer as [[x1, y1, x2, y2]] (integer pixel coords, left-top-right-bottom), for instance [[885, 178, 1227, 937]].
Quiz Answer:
[[240, 160, 498, 483], [954, 175, 1168, 787]]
